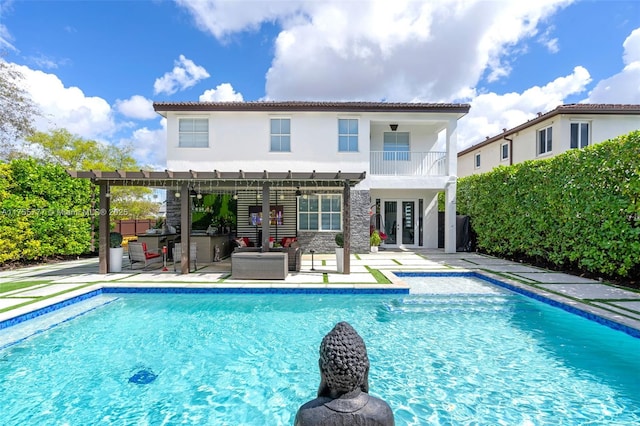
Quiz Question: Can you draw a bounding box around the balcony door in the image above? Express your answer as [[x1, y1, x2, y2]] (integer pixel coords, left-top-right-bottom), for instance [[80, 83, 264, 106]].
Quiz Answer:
[[382, 200, 416, 247]]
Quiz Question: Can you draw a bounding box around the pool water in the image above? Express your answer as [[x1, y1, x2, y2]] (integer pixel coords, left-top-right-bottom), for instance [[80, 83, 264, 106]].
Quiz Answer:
[[1, 277, 639, 425]]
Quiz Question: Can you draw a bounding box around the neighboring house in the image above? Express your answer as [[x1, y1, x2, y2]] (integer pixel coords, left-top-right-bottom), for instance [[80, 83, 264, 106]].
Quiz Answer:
[[153, 101, 469, 253], [458, 104, 640, 177]]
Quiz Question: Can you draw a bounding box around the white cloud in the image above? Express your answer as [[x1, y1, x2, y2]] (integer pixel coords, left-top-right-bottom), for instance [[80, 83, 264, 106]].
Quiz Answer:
[[457, 66, 592, 150], [153, 55, 210, 95], [587, 27, 640, 103], [115, 95, 157, 120], [538, 26, 559, 54], [176, 0, 574, 102], [120, 119, 167, 170], [13, 63, 116, 138], [199, 83, 244, 102], [175, 0, 302, 39], [10, 63, 165, 167], [0, 23, 16, 51]]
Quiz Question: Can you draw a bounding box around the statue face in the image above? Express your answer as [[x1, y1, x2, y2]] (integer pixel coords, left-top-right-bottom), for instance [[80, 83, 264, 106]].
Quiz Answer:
[[317, 322, 370, 397]]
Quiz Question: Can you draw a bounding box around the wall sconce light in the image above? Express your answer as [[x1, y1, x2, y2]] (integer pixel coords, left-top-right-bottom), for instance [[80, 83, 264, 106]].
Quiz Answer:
[[390, 124, 398, 131], [174, 185, 181, 198], [232, 193, 238, 200]]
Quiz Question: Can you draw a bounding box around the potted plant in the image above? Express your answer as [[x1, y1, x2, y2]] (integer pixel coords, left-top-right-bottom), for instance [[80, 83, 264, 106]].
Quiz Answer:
[[335, 232, 344, 273], [109, 231, 124, 272], [370, 230, 382, 253]]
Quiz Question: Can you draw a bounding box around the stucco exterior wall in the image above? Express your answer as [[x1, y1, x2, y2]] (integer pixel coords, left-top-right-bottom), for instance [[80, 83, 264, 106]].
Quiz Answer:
[[166, 111, 369, 173]]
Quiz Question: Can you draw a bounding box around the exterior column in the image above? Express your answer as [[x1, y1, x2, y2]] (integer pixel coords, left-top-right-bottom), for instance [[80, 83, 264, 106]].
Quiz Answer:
[[98, 183, 110, 274], [261, 182, 270, 251], [180, 182, 190, 274], [446, 118, 458, 177], [343, 180, 351, 274], [444, 180, 457, 253], [445, 118, 458, 254]]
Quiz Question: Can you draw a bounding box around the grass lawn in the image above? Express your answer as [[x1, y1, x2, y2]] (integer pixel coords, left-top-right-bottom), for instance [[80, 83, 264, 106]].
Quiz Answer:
[[0, 280, 51, 294]]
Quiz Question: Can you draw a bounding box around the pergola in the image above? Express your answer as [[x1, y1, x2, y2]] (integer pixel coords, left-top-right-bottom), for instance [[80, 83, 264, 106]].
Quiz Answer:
[[67, 169, 367, 274]]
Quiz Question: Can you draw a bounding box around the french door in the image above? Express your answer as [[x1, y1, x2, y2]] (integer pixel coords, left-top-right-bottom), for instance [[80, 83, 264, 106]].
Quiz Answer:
[[382, 200, 416, 247]]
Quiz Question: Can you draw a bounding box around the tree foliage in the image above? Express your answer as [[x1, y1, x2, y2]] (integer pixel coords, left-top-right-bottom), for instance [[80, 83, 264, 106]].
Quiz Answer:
[[0, 58, 40, 159], [26, 129, 160, 219], [457, 130, 640, 279]]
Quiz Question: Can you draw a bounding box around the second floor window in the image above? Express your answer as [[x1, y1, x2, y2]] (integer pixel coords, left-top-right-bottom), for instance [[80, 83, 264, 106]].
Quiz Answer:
[[538, 126, 552, 155], [270, 118, 291, 152], [475, 153, 481, 168], [501, 143, 509, 161], [179, 118, 208, 147], [570, 122, 590, 149], [383, 132, 410, 161], [338, 119, 358, 152], [298, 194, 342, 231]]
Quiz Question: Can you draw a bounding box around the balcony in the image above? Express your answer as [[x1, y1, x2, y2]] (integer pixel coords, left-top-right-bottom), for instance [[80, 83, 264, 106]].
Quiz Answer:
[[370, 151, 447, 176]]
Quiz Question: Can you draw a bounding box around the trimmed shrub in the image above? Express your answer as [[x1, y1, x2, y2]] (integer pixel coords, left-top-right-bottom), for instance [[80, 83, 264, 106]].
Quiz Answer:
[[457, 130, 640, 278]]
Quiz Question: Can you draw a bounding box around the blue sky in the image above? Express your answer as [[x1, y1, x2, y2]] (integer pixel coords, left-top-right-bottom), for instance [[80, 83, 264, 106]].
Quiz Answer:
[[1, 0, 639, 169]]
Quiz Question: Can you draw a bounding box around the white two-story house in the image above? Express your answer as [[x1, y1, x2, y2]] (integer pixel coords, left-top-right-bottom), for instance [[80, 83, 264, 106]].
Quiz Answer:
[[458, 104, 640, 177], [71, 101, 469, 273], [153, 101, 469, 256]]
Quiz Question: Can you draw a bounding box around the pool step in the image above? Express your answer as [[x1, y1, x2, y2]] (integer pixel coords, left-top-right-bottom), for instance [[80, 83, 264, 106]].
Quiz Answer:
[[0, 295, 119, 350], [382, 294, 513, 315]]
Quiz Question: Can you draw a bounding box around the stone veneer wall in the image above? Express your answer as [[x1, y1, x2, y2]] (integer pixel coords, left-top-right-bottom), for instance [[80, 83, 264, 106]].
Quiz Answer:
[[166, 189, 371, 253], [296, 189, 370, 254], [166, 192, 181, 230]]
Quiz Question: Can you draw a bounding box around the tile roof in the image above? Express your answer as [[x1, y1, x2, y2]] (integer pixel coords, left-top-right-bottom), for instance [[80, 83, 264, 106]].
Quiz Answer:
[[153, 100, 470, 114], [458, 103, 640, 156]]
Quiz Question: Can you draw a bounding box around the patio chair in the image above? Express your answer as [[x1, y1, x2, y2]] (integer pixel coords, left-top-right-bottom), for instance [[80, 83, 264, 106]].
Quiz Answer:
[[128, 242, 163, 270]]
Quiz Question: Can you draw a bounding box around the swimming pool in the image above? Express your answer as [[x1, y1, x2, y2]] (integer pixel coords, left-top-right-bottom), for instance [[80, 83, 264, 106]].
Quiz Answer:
[[1, 275, 639, 424]]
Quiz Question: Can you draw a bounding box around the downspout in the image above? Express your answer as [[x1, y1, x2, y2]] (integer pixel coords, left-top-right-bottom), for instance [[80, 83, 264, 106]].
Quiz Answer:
[[503, 134, 513, 166]]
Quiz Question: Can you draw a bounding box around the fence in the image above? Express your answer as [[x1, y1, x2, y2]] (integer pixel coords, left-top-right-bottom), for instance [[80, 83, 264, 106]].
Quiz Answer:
[[114, 219, 155, 236]]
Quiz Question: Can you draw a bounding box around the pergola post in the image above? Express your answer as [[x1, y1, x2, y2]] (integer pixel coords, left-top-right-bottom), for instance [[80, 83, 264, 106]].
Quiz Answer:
[[180, 182, 190, 274], [98, 183, 110, 274], [261, 182, 270, 251], [343, 180, 351, 274]]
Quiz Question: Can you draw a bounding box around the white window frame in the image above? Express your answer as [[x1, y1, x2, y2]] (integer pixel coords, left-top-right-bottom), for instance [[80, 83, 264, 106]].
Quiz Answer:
[[178, 117, 209, 148], [500, 143, 509, 161], [570, 121, 590, 149], [338, 118, 359, 152], [538, 126, 553, 155], [474, 153, 481, 169], [298, 194, 342, 231], [270, 118, 291, 152]]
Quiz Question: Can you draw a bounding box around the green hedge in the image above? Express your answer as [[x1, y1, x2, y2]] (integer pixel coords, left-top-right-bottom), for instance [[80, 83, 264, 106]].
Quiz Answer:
[[457, 130, 640, 278], [0, 159, 93, 265]]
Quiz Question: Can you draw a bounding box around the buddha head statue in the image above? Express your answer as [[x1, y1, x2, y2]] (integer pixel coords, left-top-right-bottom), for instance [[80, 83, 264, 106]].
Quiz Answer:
[[317, 321, 370, 398]]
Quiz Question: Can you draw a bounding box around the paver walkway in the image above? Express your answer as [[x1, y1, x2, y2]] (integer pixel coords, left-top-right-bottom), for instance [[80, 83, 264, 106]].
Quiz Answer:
[[1, 250, 639, 334]]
